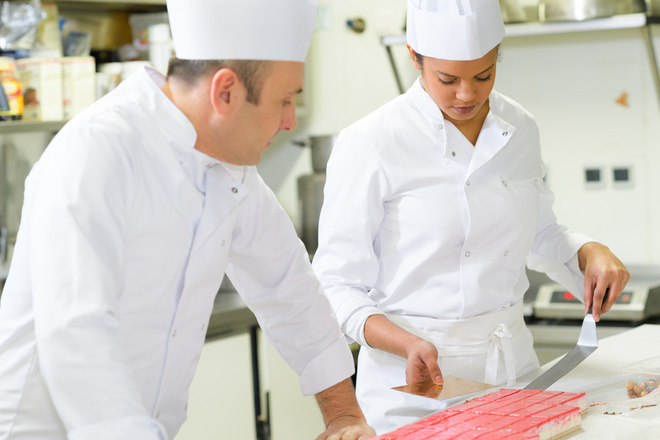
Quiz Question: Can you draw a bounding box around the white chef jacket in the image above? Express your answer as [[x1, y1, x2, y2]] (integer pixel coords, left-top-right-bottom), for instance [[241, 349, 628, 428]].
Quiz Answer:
[[0, 66, 354, 440], [313, 77, 592, 347], [312, 78, 592, 433]]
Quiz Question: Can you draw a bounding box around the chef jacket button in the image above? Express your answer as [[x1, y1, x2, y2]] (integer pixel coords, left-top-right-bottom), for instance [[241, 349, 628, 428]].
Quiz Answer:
[[504, 250, 509, 256], [466, 180, 471, 186], [184, 403, 188, 411], [502, 180, 508, 187], [156, 412, 161, 419], [465, 251, 471, 257], [172, 330, 177, 337], [231, 187, 238, 194], [502, 131, 508, 136], [201, 324, 205, 331], [451, 151, 456, 157], [221, 240, 226, 247], [438, 123, 444, 129]]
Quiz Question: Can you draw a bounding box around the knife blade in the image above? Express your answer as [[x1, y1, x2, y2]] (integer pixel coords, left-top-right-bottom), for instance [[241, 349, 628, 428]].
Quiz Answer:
[[523, 301, 601, 390]]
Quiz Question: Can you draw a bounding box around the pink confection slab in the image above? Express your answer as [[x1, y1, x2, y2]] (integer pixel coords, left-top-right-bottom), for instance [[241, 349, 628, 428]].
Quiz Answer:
[[474, 389, 521, 402], [477, 414, 525, 431], [423, 424, 476, 439], [460, 414, 503, 428], [446, 399, 491, 413], [438, 411, 482, 427], [541, 392, 587, 412], [463, 401, 511, 415], [472, 429, 539, 440], [391, 424, 424, 435], [504, 416, 551, 435], [520, 390, 564, 404], [531, 405, 581, 421], [483, 401, 529, 416], [497, 389, 544, 403], [505, 403, 554, 417], [402, 427, 440, 440], [452, 430, 489, 439]]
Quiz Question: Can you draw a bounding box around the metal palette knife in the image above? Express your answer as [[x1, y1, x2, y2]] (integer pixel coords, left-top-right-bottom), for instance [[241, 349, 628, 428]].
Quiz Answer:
[[524, 304, 600, 390]]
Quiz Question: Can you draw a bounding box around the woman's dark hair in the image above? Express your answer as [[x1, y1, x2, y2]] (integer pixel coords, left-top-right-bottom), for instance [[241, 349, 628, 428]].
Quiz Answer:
[[411, 46, 502, 70]]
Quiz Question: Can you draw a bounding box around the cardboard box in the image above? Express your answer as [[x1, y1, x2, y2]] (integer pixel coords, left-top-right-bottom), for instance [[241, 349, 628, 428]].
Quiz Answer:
[[15, 58, 63, 121], [62, 56, 96, 119]]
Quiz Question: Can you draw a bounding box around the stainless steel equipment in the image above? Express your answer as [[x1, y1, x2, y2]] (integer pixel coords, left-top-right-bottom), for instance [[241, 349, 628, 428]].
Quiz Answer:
[[297, 173, 326, 254], [295, 134, 336, 254], [534, 280, 660, 321], [538, 0, 646, 22], [524, 266, 660, 365]]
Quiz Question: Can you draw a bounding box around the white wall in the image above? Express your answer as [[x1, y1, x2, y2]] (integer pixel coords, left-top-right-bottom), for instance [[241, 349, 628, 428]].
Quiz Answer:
[[495, 26, 660, 265], [261, 11, 660, 267]]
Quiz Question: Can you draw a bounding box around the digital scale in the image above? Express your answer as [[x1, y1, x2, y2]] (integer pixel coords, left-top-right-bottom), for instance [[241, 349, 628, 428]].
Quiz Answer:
[[534, 281, 660, 321]]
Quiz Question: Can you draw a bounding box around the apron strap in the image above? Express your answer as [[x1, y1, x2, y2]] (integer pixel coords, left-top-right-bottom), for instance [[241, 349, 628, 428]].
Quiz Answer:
[[485, 323, 517, 387]]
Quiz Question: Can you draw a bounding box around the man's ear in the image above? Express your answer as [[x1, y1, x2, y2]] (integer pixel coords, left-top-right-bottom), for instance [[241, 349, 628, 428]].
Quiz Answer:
[[210, 68, 240, 115]]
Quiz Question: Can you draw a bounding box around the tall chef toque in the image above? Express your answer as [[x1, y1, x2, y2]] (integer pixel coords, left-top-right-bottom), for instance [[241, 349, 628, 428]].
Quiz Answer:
[[406, 0, 505, 61], [166, 0, 319, 62]]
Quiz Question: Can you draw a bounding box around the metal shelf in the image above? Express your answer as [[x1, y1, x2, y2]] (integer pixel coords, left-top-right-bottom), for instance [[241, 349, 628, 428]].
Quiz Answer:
[[381, 13, 649, 48], [380, 13, 660, 100], [0, 120, 67, 135], [53, 0, 166, 12]]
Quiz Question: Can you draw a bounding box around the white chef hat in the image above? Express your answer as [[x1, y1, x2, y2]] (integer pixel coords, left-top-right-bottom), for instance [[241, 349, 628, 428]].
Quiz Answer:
[[406, 0, 505, 61], [166, 0, 319, 62]]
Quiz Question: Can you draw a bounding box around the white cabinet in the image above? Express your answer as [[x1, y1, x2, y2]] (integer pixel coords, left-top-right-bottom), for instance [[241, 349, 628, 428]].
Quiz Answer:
[[176, 334, 257, 440], [265, 343, 326, 440]]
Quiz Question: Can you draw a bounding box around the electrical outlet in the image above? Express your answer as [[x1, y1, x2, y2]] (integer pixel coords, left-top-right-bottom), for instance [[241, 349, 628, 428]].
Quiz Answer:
[[612, 164, 634, 188], [583, 164, 605, 189]]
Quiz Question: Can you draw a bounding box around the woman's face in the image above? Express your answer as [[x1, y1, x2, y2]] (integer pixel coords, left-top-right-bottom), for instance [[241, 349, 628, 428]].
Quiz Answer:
[[410, 46, 498, 127]]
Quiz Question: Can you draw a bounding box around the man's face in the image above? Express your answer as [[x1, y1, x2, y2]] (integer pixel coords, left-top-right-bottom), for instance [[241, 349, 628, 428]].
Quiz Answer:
[[227, 61, 303, 165]]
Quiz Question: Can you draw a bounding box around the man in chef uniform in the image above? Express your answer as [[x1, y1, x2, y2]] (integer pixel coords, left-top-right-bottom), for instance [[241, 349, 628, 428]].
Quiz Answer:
[[0, 0, 376, 439], [312, 0, 630, 435]]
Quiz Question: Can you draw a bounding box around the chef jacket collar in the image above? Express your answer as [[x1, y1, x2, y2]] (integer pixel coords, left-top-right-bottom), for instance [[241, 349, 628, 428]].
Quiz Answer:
[[140, 66, 224, 193], [405, 76, 447, 124]]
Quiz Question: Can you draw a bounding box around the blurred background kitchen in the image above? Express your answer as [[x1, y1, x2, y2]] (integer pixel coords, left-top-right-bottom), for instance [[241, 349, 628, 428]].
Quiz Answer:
[[1, 0, 660, 439]]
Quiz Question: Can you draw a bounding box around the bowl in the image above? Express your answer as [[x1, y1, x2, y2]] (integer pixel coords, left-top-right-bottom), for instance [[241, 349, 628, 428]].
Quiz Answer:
[[538, 0, 646, 22], [623, 355, 660, 399]]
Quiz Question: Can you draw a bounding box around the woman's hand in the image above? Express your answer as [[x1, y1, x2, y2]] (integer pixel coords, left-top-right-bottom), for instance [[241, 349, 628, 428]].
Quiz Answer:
[[404, 338, 443, 385], [578, 242, 630, 321], [364, 314, 443, 385]]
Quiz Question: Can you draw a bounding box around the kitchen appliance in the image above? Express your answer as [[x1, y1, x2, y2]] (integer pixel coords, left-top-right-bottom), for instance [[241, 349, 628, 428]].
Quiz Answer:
[[538, 0, 646, 22], [295, 135, 336, 254], [525, 266, 660, 365], [534, 281, 660, 322], [524, 304, 599, 390]]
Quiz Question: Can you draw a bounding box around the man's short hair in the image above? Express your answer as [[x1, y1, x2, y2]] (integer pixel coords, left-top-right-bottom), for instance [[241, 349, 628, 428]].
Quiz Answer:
[[167, 58, 271, 105]]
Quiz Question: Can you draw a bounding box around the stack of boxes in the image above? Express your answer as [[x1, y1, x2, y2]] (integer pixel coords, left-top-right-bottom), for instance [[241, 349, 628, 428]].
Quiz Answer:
[[15, 56, 96, 122]]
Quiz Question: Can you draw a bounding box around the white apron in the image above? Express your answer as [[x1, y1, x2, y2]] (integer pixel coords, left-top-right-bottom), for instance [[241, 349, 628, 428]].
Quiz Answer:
[[355, 301, 540, 435]]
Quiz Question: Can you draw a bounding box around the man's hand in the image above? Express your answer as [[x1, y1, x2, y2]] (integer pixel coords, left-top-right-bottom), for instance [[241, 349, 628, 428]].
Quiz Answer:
[[315, 414, 376, 440], [315, 378, 376, 440]]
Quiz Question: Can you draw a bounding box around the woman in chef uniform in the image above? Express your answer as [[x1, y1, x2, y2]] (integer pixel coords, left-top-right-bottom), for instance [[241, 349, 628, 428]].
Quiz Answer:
[[312, 0, 630, 434]]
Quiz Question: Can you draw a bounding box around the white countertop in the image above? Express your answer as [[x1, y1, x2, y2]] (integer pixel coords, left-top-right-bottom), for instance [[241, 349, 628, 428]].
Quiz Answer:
[[518, 324, 660, 439]]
